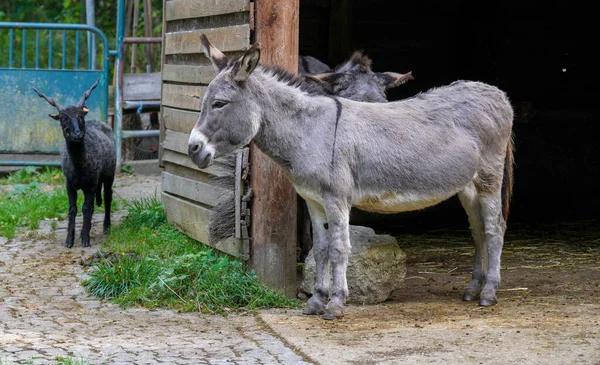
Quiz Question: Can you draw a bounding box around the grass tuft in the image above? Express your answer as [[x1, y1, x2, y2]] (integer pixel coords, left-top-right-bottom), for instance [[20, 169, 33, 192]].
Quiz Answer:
[[84, 197, 299, 314], [0, 166, 65, 185], [0, 181, 121, 239]]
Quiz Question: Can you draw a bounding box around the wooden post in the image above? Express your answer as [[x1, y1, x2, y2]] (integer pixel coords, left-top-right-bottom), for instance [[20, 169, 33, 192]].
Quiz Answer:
[[250, 0, 300, 297]]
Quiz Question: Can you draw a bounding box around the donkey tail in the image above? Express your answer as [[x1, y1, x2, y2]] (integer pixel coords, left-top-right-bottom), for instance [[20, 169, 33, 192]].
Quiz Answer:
[[501, 135, 515, 222]]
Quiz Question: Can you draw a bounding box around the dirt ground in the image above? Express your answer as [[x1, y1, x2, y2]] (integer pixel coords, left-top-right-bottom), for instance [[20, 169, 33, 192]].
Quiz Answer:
[[261, 222, 600, 365]]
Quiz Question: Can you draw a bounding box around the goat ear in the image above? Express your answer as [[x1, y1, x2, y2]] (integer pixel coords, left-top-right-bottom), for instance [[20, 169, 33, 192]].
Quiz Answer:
[[376, 71, 414, 89], [49, 113, 60, 120], [200, 34, 229, 72], [82, 107, 89, 115], [232, 45, 260, 82]]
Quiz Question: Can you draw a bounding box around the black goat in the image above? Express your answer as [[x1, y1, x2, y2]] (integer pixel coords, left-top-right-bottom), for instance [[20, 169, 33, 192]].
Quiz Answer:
[[33, 78, 116, 248]]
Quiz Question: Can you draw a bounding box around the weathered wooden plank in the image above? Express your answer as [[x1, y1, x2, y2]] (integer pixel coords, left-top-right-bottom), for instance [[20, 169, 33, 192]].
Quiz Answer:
[[123, 72, 162, 101], [162, 191, 243, 258], [162, 83, 206, 111], [162, 129, 192, 155], [165, 0, 250, 21], [250, 0, 299, 297], [162, 171, 231, 207], [162, 130, 236, 175], [162, 64, 216, 84], [164, 25, 250, 55], [162, 106, 199, 134], [162, 150, 234, 179], [164, 161, 215, 183]]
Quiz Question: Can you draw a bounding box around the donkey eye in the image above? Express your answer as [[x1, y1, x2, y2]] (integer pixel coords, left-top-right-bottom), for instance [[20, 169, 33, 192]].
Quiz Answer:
[[212, 100, 228, 109]]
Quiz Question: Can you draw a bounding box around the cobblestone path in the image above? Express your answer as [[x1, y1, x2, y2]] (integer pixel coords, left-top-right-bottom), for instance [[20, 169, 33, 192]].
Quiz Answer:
[[0, 176, 314, 365]]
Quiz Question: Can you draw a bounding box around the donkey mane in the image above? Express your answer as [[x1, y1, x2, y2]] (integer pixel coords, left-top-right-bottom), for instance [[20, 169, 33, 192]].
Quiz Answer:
[[259, 64, 334, 97]]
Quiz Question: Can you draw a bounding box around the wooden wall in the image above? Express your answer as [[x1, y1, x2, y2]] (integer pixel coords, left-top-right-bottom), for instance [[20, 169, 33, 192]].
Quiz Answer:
[[160, 0, 251, 258]]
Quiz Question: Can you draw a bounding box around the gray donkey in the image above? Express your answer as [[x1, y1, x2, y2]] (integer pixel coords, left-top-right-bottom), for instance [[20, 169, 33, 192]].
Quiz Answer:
[[207, 50, 414, 260], [189, 36, 514, 320]]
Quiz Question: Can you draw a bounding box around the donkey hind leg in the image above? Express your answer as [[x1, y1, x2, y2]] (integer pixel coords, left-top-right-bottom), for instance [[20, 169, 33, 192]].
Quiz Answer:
[[479, 192, 506, 306], [303, 200, 330, 316], [458, 182, 487, 301], [323, 199, 350, 320]]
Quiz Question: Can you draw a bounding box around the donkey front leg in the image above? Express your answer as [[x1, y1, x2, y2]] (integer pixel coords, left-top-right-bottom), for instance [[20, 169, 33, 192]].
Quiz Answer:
[[80, 188, 96, 247], [65, 185, 78, 248], [479, 192, 506, 306], [323, 199, 351, 320], [303, 200, 329, 316]]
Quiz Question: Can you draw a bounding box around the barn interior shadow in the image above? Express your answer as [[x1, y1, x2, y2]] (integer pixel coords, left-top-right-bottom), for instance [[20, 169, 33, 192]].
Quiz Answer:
[[299, 0, 599, 234]]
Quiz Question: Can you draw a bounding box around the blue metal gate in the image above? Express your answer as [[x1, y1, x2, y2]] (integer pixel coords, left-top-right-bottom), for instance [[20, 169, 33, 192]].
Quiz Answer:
[[0, 23, 111, 166]]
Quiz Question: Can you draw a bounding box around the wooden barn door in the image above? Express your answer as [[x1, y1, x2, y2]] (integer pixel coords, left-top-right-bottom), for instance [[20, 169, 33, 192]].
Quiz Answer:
[[160, 0, 300, 296], [159, 0, 252, 259]]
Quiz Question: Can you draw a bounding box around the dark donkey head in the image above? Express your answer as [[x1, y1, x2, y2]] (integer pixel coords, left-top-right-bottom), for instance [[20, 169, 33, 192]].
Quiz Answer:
[[33, 78, 100, 143], [315, 51, 413, 102]]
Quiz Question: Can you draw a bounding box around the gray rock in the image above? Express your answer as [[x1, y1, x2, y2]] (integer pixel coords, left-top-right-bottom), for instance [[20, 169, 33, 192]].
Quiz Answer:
[[302, 225, 406, 304]]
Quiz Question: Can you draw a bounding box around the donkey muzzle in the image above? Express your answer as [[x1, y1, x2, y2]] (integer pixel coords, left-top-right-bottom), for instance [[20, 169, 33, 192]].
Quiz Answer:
[[188, 138, 214, 169]]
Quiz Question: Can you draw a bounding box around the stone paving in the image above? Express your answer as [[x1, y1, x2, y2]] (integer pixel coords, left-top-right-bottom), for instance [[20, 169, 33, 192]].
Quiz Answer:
[[0, 175, 314, 365]]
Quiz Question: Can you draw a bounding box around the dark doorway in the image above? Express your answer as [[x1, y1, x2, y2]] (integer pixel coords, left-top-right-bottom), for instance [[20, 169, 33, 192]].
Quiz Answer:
[[299, 0, 599, 231]]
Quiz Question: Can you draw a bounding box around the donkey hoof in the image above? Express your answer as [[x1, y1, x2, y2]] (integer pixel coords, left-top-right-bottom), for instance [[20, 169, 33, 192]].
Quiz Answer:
[[479, 297, 498, 306], [302, 306, 324, 316], [323, 302, 345, 320], [462, 293, 477, 302], [302, 302, 325, 316], [323, 311, 344, 320]]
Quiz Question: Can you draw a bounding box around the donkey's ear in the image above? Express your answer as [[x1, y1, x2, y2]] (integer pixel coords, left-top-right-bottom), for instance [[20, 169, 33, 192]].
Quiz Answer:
[[200, 34, 228, 72], [376, 71, 414, 89], [335, 51, 372, 73], [232, 45, 260, 82], [49, 113, 60, 120], [311, 72, 347, 93]]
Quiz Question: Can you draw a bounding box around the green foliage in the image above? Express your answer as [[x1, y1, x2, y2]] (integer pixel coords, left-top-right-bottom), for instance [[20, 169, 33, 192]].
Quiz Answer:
[[122, 196, 166, 229], [0, 183, 68, 237], [0, 180, 121, 238], [84, 198, 300, 314], [0, 0, 163, 74], [0, 166, 65, 185], [52, 357, 96, 365], [120, 164, 135, 174]]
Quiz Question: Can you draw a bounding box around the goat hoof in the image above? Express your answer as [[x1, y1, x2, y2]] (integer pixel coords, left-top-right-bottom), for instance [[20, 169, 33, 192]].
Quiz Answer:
[[65, 240, 74, 249], [81, 237, 91, 247], [103, 225, 110, 235]]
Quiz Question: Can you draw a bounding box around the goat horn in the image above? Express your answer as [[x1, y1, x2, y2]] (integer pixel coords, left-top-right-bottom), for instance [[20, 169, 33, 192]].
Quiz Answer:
[[76, 77, 101, 107], [32, 87, 64, 111]]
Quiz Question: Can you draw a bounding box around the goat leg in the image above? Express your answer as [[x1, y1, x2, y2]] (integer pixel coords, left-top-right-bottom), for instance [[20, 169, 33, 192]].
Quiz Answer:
[[80, 189, 95, 247], [65, 185, 78, 248], [103, 178, 114, 234]]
